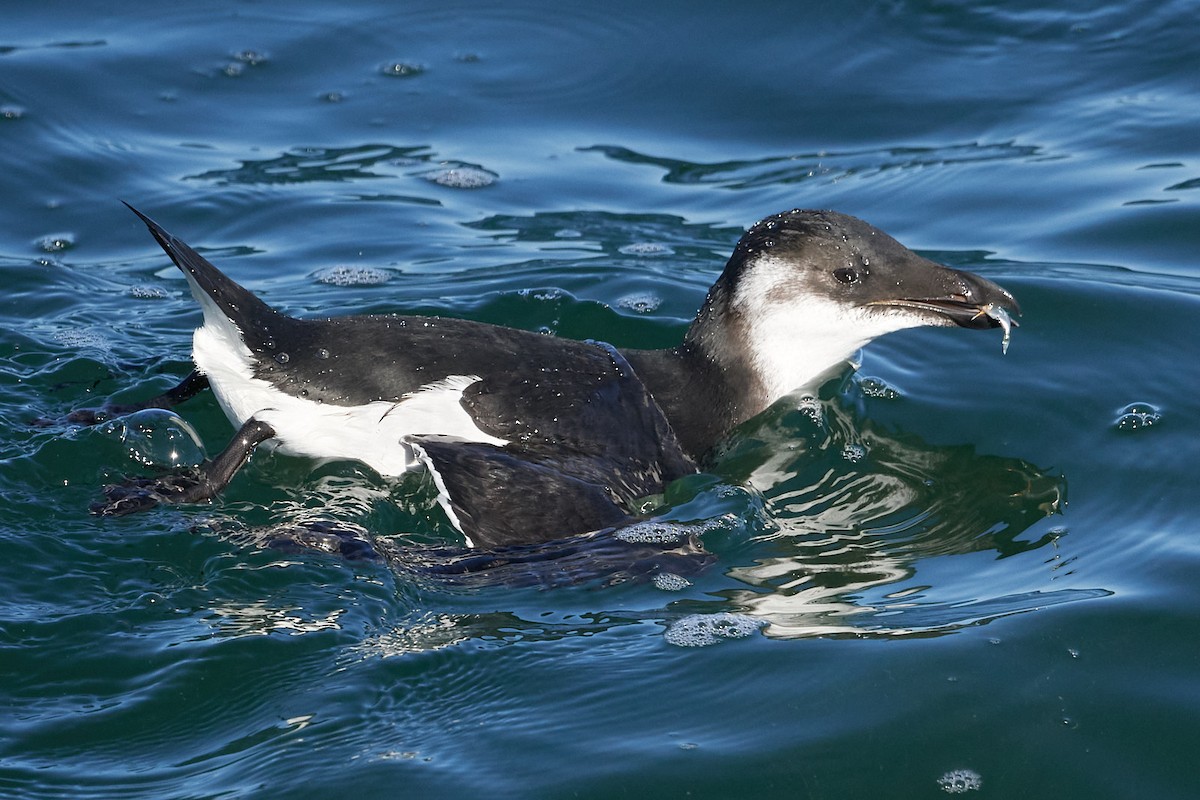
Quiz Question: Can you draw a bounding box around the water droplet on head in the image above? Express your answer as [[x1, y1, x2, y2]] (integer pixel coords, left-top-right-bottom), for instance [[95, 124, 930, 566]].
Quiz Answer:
[[315, 348, 330, 359]]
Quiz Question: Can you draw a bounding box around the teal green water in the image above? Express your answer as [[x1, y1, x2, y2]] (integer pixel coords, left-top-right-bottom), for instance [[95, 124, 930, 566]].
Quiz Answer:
[[3, 2, 1199, 797]]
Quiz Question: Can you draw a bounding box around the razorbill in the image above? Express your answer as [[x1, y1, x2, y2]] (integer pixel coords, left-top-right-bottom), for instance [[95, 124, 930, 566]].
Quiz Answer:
[[92, 205, 1019, 548]]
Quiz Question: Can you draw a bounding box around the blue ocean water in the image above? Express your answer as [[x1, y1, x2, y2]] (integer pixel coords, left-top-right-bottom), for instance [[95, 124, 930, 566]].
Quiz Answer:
[[2, 1, 1199, 797]]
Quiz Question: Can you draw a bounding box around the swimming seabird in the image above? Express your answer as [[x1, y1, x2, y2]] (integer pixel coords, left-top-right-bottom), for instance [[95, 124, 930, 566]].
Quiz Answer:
[[92, 205, 1019, 548]]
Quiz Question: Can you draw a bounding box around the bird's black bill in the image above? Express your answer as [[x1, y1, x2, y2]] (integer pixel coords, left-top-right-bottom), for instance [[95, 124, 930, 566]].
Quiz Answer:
[[871, 269, 1021, 331]]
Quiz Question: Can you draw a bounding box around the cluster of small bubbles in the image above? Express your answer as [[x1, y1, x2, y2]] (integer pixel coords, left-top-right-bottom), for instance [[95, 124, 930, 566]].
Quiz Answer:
[[937, 769, 982, 794], [274, 352, 290, 365], [1115, 402, 1161, 432], [38, 232, 75, 253], [617, 292, 662, 314], [615, 521, 687, 544], [796, 396, 823, 424], [619, 242, 675, 257], [233, 49, 267, 65], [53, 328, 108, 350], [381, 61, 425, 77], [1, 105, 25, 120], [519, 287, 564, 301], [554, 228, 583, 238], [841, 443, 867, 463], [129, 285, 170, 300], [320, 91, 345, 103], [423, 166, 497, 189], [652, 572, 691, 591], [664, 612, 765, 647], [859, 376, 900, 399], [1067, 647, 1080, 659], [316, 265, 391, 286]]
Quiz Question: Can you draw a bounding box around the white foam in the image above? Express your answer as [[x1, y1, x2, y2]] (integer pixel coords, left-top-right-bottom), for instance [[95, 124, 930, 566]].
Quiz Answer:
[[664, 612, 764, 647], [652, 572, 691, 591], [315, 266, 391, 286]]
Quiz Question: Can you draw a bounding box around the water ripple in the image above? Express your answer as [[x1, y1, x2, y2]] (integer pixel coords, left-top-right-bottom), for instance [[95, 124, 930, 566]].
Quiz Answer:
[[581, 141, 1044, 190]]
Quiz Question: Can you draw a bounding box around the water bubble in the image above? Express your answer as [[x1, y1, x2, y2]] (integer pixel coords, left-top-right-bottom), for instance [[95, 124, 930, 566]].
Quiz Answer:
[[132, 591, 166, 609], [860, 376, 900, 399], [619, 242, 675, 257], [1115, 402, 1161, 432], [937, 769, 982, 794], [381, 61, 425, 78], [274, 352, 290, 365], [423, 166, 497, 189], [233, 49, 268, 66], [38, 232, 76, 252], [315, 265, 391, 286], [1, 105, 25, 120], [665, 612, 765, 647], [315, 348, 330, 360], [554, 228, 583, 238], [652, 572, 691, 591], [101, 408, 206, 468], [320, 91, 345, 103], [617, 292, 662, 314]]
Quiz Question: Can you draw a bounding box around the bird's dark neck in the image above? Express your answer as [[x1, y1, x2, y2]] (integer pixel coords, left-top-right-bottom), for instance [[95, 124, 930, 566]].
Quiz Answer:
[[622, 340, 767, 462], [620, 272, 774, 460]]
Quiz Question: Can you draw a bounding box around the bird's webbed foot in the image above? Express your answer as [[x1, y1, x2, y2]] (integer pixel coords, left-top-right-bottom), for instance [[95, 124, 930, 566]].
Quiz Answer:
[[90, 417, 276, 517], [91, 469, 217, 516]]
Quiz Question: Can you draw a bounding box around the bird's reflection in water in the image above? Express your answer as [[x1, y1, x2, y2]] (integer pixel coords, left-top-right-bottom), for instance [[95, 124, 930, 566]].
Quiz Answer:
[[712, 387, 1080, 639], [229, 382, 1089, 646]]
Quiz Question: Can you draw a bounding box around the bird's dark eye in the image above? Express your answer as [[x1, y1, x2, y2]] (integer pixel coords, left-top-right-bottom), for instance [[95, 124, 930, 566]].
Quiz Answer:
[[833, 267, 860, 285]]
